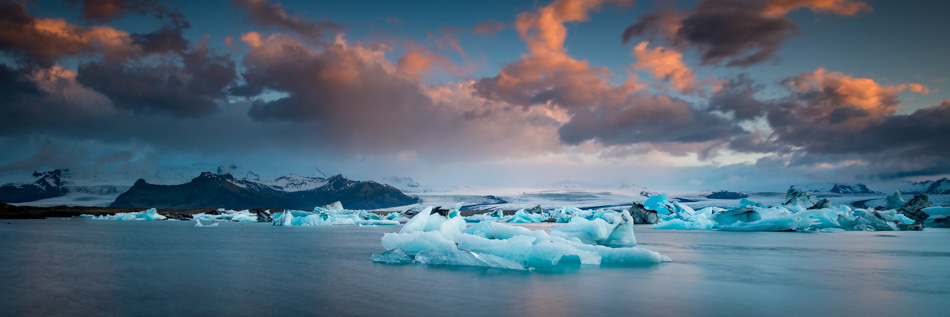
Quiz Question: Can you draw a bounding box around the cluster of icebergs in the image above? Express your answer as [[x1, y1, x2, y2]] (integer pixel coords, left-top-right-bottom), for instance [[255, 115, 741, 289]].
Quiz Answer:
[[80, 208, 168, 221], [372, 205, 670, 270], [636, 190, 946, 232], [271, 202, 400, 226]]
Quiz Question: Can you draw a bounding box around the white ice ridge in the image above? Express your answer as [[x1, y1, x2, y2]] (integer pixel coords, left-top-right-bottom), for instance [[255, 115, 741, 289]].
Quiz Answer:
[[372, 206, 670, 270], [80, 208, 167, 221], [272, 201, 399, 226], [649, 190, 923, 232]]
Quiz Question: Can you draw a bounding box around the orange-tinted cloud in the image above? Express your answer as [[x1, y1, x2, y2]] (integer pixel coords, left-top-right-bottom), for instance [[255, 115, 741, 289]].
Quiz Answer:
[[232, 0, 341, 41], [762, 0, 871, 17], [0, 2, 137, 67], [630, 41, 701, 94], [785, 68, 929, 129]]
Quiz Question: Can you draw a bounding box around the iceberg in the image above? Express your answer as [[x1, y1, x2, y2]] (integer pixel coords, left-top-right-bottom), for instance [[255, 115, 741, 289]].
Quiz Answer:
[[506, 208, 545, 223], [192, 209, 260, 222], [373, 206, 670, 270], [651, 191, 941, 232], [194, 220, 219, 227], [272, 202, 399, 226], [81, 208, 167, 221]]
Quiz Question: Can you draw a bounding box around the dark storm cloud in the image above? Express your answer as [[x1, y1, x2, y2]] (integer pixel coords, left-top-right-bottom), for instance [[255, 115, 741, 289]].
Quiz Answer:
[[232, 0, 342, 41], [76, 42, 236, 118], [132, 25, 189, 54], [69, 0, 164, 23], [558, 93, 745, 145], [624, 0, 799, 66], [708, 74, 770, 120]]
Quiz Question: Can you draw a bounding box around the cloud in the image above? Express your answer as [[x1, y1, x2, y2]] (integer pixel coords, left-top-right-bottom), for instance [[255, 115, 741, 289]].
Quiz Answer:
[[623, 0, 871, 66], [76, 41, 237, 118], [761, 0, 871, 17], [232, 0, 341, 41], [558, 92, 744, 145], [69, 0, 167, 23], [630, 41, 702, 94], [708, 74, 770, 120], [230, 32, 562, 161], [0, 1, 138, 67]]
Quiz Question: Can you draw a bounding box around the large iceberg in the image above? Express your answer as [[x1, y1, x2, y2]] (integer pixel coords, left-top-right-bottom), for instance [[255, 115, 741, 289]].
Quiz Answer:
[[373, 206, 670, 270], [272, 202, 399, 226], [80, 208, 167, 221]]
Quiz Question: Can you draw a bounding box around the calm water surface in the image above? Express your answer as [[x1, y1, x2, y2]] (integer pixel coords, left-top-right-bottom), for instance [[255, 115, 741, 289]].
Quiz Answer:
[[1, 220, 948, 316]]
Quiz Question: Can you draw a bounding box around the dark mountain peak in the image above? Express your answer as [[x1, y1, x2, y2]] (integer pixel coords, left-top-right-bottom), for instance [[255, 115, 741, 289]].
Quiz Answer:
[[111, 171, 417, 210], [325, 174, 353, 189], [0, 169, 68, 203], [829, 183, 874, 194], [196, 171, 235, 183], [133, 178, 148, 186]]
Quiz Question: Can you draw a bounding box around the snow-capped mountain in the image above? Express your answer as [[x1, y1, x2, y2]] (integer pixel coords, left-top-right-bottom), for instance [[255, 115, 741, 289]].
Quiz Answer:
[[790, 183, 878, 194], [111, 172, 418, 210], [0, 170, 68, 203], [901, 178, 950, 194]]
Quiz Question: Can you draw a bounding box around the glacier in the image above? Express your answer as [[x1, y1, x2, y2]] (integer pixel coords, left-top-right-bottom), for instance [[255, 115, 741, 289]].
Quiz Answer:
[[80, 208, 167, 221], [373, 205, 670, 270]]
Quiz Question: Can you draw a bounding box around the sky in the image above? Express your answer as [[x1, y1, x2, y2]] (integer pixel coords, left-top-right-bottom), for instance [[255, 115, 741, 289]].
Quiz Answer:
[[1, 0, 949, 191]]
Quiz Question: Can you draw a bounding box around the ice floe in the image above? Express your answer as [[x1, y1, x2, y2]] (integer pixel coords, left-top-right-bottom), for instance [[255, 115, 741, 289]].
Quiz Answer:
[[272, 202, 399, 226], [650, 189, 934, 232], [374, 206, 670, 270]]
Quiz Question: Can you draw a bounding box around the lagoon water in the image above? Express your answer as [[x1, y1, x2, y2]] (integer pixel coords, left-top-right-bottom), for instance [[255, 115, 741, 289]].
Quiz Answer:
[[1, 220, 949, 316]]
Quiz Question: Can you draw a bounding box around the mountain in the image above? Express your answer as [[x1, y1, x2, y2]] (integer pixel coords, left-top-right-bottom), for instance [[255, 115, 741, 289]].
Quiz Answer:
[[790, 183, 877, 195], [110, 172, 418, 210], [901, 178, 950, 194], [0, 170, 68, 203]]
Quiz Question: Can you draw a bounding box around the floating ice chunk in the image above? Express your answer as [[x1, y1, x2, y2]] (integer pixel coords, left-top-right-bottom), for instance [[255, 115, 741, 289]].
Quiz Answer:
[[438, 215, 467, 242], [401, 207, 433, 233], [550, 210, 637, 247], [192, 209, 258, 222], [738, 198, 766, 208], [526, 240, 601, 267], [371, 249, 414, 264], [194, 220, 218, 227], [885, 191, 905, 210], [653, 218, 715, 230], [381, 231, 457, 255], [923, 206, 950, 220], [643, 194, 671, 215], [551, 217, 612, 245], [414, 250, 525, 270], [506, 208, 545, 223], [456, 234, 536, 264], [83, 208, 167, 221]]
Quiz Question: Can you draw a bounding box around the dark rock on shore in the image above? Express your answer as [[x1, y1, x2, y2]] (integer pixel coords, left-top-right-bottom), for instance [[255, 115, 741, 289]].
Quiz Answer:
[[629, 203, 659, 224], [898, 193, 931, 225]]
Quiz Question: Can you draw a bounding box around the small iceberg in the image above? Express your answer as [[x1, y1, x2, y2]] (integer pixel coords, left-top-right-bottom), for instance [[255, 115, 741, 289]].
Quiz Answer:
[[194, 220, 219, 227]]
